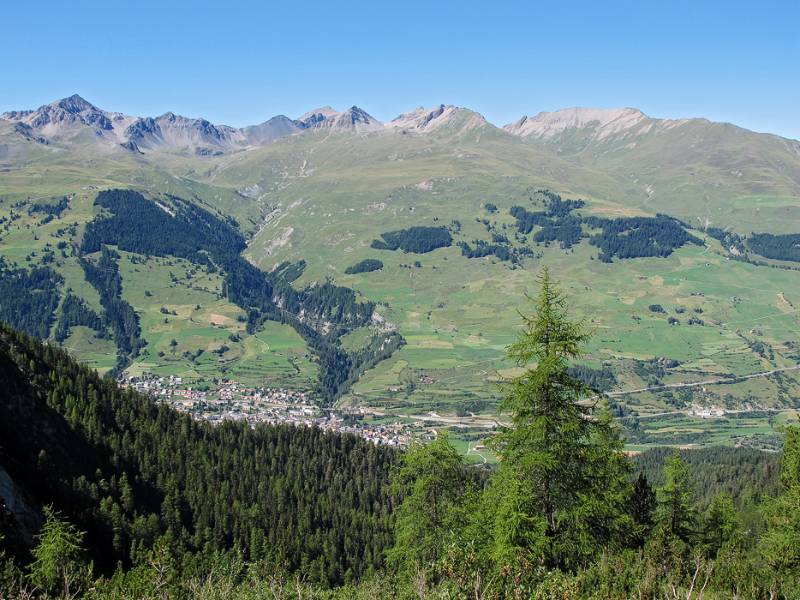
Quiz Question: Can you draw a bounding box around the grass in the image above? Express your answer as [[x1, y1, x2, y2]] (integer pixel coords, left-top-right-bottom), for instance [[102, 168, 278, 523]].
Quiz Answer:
[[225, 160, 800, 442], [61, 326, 117, 373], [1, 122, 799, 451], [117, 252, 316, 388]]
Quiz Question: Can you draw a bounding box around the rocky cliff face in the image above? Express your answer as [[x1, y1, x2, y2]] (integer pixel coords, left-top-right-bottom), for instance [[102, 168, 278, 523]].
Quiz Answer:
[[0, 464, 42, 545], [123, 112, 246, 151], [296, 106, 339, 128]]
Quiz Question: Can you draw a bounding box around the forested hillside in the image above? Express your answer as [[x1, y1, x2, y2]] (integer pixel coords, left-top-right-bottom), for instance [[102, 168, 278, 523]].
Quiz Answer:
[[0, 322, 396, 589], [0, 258, 61, 339], [633, 446, 780, 507]]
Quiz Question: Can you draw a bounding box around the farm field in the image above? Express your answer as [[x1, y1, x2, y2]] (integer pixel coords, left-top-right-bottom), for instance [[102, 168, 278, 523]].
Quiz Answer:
[[118, 252, 317, 388], [238, 173, 800, 416]]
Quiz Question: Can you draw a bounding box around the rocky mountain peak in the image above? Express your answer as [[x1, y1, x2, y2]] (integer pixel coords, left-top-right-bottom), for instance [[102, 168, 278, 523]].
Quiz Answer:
[[388, 104, 489, 134], [297, 106, 338, 128], [2, 94, 113, 133], [504, 107, 648, 139], [296, 105, 382, 132], [334, 106, 381, 128], [241, 115, 303, 145], [54, 94, 98, 114]]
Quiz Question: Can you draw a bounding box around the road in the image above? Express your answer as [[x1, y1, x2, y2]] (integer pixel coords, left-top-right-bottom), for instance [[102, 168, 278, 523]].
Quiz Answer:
[[357, 364, 800, 427], [604, 364, 800, 398]]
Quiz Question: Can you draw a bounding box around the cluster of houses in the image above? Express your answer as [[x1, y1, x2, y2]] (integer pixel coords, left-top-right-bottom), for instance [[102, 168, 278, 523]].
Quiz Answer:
[[121, 374, 209, 404], [120, 374, 412, 447], [687, 404, 727, 419], [319, 412, 411, 446]]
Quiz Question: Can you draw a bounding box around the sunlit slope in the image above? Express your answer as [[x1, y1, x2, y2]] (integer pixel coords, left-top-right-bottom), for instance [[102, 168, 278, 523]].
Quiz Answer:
[[513, 115, 800, 233], [195, 126, 800, 418], [0, 137, 308, 381], [0, 123, 264, 229], [204, 119, 630, 214]]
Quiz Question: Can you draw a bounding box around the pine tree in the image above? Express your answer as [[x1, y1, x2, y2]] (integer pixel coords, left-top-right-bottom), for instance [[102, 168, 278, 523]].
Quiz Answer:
[[759, 424, 800, 595], [702, 493, 740, 558], [488, 267, 631, 572], [655, 453, 696, 546], [27, 506, 92, 598]]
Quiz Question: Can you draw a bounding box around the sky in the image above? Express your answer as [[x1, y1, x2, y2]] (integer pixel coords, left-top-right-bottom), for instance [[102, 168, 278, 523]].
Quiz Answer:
[[2, 0, 799, 139]]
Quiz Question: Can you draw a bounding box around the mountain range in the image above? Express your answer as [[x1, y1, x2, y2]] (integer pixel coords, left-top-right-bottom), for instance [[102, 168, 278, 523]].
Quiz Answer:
[[0, 95, 385, 154], [6, 94, 799, 155], [4, 94, 799, 230]]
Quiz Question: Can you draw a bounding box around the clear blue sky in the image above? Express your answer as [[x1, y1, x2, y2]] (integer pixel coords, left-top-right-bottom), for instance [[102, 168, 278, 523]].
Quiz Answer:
[[2, 0, 798, 139]]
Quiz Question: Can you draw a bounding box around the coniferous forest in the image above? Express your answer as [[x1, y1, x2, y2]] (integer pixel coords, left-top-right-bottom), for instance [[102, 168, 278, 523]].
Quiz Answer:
[[344, 258, 384, 274], [1, 269, 799, 598], [509, 196, 703, 259], [371, 226, 453, 253], [0, 257, 62, 339], [747, 232, 800, 262], [0, 320, 395, 592]]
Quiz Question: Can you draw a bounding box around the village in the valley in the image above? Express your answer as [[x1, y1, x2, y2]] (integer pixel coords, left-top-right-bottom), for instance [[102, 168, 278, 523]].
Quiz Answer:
[[120, 373, 413, 447]]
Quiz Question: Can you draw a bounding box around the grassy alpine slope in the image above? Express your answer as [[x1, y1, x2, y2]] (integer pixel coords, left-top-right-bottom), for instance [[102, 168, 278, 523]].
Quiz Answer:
[[195, 124, 800, 447], [1, 101, 799, 449]]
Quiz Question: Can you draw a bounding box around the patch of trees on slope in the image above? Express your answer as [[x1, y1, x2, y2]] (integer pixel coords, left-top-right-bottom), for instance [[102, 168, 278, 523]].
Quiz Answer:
[[79, 189, 403, 402], [509, 195, 703, 260], [371, 226, 452, 253], [0, 257, 62, 339], [747, 232, 800, 262]]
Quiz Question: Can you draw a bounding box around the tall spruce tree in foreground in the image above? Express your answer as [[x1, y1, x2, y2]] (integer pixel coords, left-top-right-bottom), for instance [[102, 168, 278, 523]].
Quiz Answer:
[[629, 472, 657, 546], [487, 267, 632, 572], [645, 452, 699, 578], [701, 492, 740, 558]]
